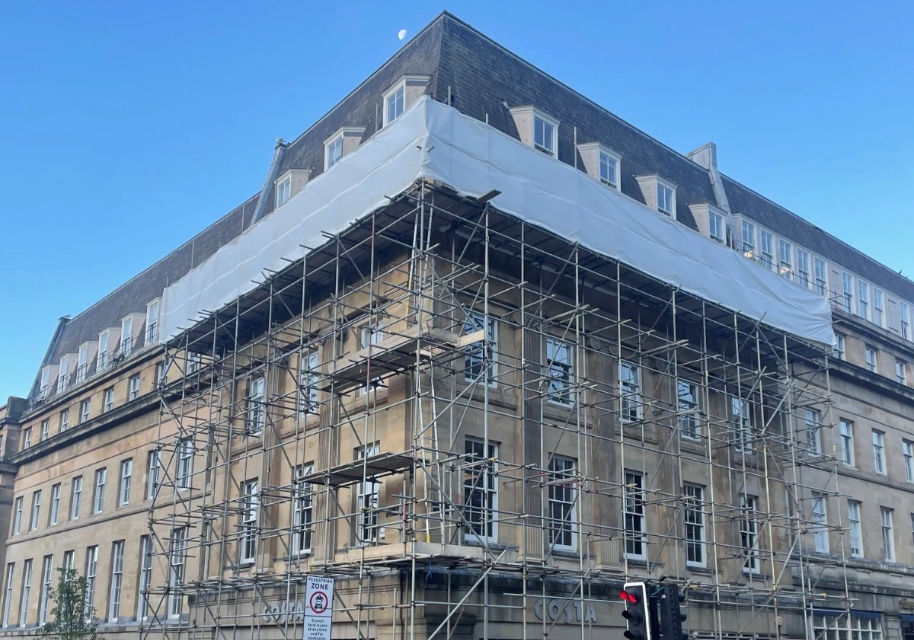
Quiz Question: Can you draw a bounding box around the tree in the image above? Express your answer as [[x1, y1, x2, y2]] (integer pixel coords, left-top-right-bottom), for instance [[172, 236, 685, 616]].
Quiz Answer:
[[40, 568, 100, 640]]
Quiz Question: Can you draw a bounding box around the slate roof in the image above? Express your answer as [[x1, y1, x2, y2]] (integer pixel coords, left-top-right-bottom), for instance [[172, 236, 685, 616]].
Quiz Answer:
[[34, 10, 914, 390]]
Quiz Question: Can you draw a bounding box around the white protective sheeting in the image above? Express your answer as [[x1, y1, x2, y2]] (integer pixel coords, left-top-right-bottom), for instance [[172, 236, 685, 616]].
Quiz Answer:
[[161, 96, 834, 346]]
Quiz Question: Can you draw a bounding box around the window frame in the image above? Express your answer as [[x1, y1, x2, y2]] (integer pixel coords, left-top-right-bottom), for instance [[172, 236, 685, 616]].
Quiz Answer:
[[298, 351, 320, 416], [29, 490, 40, 532], [138, 535, 153, 620], [119, 459, 132, 506], [904, 440, 914, 483], [38, 555, 52, 625], [620, 361, 642, 424], [533, 113, 558, 158], [873, 430, 886, 475], [778, 238, 793, 280], [240, 479, 259, 564], [805, 409, 821, 456], [464, 312, 497, 387], [812, 494, 829, 553], [292, 464, 314, 556], [759, 230, 775, 270], [128, 374, 141, 401], [678, 379, 700, 440], [147, 449, 161, 500], [623, 470, 647, 561], [85, 545, 98, 620], [356, 443, 382, 546], [847, 499, 863, 558], [167, 527, 186, 618], [12, 497, 22, 535], [383, 81, 406, 125], [708, 210, 725, 244], [103, 386, 114, 413], [865, 345, 878, 373], [464, 438, 498, 544], [684, 484, 706, 568], [48, 484, 60, 526], [739, 494, 760, 573], [873, 288, 885, 327], [813, 256, 827, 295], [70, 476, 82, 521], [108, 540, 125, 622], [246, 376, 266, 436], [92, 468, 106, 514], [881, 506, 895, 562], [896, 359, 907, 385], [79, 399, 91, 424], [796, 247, 811, 288], [120, 316, 134, 357], [545, 338, 574, 407], [546, 456, 577, 552], [598, 148, 621, 190], [839, 419, 855, 467], [656, 180, 675, 217], [18, 559, 31, 628], [857, 280, 870, 320], [177, 439, 193, 490], [275, 174, 292, 208], [324, 134, 344, 170], [741, 220, 757, 259]]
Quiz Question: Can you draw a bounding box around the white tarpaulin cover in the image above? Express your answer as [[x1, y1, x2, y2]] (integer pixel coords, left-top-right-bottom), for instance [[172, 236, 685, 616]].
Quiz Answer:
[[161, 96, 834, 346]]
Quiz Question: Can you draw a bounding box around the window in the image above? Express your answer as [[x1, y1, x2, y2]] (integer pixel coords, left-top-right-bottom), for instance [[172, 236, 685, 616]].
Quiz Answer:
[[298, 351, 319, 415], [79, 399, 90, 424], [741, 220, 757, 259], [464, 312, 497, 385], [108, 541, 124, 622], [77, 347, 89, 383], [98, 331, 109, 372], [155, 361, 165, 386], [897, 359, 908, 385], [62, 551, 73, 574], [814, 257, 827, 296], [881, 507, 895, 562], [857, 280, 870, 319], [138, 536, 153, 620], [70, 476, 82, 520], [547, 457, 576, 551], [902, 302, 911, 340], [325, 134, 343, 169], [121, 316, 133, 357], [246, 377, 265, 436], [356, 443, 381, 545], [464, 438, 498, 543], [119, 459, 132, 506], [833, 334, 846, 361], [103, 387, 114, 412], [873, 430, 886, 475], [656, 182, 674, 216], [684, 484, 705, 567], [147, 450, 161, 499], [847, 500, 863, 558], [760, 230, 774, 270], [40, 419, 49, 442], [146, 300, 160, 343], [873, 289, 885, 327], [39, 369, 50, 398], [58, 356, 69, 394], [177, 438, 193, 489], [739, 495, 759, 573], [384, 83, 405, 125], [167, 528, 186, 617], [840, 420, 855, 466], [2, 564, 13, 628], [620, 361, 642, 423], [533, 114, 557, 157], [18, 559, 31, 627], [805, 409, 821, 456], [797, 248, 810, 287], [813, 612, 882, 640], [905, 440, 914, 483], [29, 490, 40, 531], [812, 495, 829, 553], [12, 497, 22, 535], [709, 211, 725, 244], [240, 479, 258, 563], [866, 345, 878, 373], [128, 375, 140, 401], [22, 428, 31, 449], [84, 545, 98, 620], [59, 409, 69, 432], [357, 320, 384, 395], [623, 471, 646, 560], [546, 338, 573, 406], [49, 484, 60, 526], [186, 351, 202, 374], [293, 465, 314, 555], [38, 556, 51, 625], [842, 272, 854, 313], [93, 468, 106, 514], [275, 174, 292, 208], [678, 380, 700, 439], [599, 149, 620, 189], [731, 396, 753, 451], [778, 238, 793, 279]]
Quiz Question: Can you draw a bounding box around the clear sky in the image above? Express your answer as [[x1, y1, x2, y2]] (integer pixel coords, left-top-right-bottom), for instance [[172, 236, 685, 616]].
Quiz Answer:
[[1, 0, 912, 400]]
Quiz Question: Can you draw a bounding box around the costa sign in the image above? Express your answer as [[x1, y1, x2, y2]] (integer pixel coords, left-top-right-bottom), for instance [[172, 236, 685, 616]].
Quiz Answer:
[[533, 598, 598, 623], [261, 601, 306, 624]]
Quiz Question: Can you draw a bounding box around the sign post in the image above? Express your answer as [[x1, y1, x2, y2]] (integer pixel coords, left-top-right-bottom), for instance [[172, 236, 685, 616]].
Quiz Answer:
[[303, 576, 334, 640]]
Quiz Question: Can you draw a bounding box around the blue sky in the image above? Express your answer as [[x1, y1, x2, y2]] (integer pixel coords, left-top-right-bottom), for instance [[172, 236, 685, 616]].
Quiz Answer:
[[1, 0, 912, 399]]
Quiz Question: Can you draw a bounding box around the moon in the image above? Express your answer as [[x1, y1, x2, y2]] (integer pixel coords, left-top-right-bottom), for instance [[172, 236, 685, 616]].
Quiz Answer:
[[398, 29, 407, 41]]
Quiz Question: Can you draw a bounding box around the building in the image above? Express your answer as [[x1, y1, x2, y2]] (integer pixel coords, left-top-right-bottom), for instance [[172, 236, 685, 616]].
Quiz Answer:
[[2, 12, 914, 640]]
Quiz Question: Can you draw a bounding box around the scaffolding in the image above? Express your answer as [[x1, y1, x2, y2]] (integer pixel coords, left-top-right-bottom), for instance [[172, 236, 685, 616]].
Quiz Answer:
[[142, 179, 852, 640]]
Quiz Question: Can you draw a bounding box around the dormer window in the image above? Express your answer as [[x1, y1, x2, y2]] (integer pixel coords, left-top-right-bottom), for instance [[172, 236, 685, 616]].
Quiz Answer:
[[709, 210, 725, 244], [121, 316, 134, 357], [146, 300, 160, 344], [276, 175, 292, 208], [384, 84, 405, 125], [599, 149, 621, 189], [58, 356, 69, 394], [98, 330, 110, 371], [325, 135, 343, 169], [77, 344, 89, 383], [533, 114, 558, 157], [636, 176, 676, 217], [657, 182, 675, 216], [39, 368, 50, 398]]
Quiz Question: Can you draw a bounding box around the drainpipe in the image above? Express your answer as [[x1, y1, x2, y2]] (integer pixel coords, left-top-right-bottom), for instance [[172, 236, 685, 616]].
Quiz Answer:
[[250, 138, 289, 225]]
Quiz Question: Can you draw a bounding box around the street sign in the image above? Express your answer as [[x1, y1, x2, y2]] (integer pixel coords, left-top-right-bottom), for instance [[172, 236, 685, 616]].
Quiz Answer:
[[303, 576, 334, 640]]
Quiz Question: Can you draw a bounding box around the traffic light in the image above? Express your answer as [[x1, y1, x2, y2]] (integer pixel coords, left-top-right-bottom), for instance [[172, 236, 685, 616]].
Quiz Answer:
[[621, 582, 651, 640], [656, 583, 688, 640]]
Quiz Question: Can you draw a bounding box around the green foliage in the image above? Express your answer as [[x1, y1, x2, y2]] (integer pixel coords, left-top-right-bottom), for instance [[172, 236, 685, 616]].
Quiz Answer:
[[40, 568, 100, 640]]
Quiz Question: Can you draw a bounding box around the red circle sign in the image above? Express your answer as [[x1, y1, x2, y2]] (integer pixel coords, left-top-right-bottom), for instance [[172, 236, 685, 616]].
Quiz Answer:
[[309, 590, 329, 615]]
